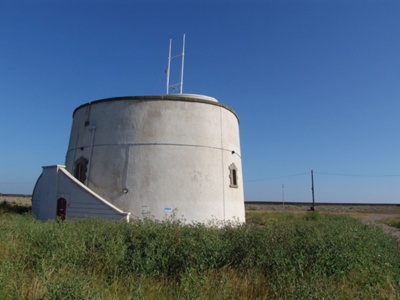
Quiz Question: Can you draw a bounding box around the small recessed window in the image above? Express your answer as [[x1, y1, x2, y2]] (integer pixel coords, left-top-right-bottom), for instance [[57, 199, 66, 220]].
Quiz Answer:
[[229, 163, 238, 188], [74, 157, 88, 183]]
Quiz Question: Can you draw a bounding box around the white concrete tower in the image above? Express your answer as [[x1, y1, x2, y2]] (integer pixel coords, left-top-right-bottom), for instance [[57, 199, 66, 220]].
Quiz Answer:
[[33, 94, 245, 223]]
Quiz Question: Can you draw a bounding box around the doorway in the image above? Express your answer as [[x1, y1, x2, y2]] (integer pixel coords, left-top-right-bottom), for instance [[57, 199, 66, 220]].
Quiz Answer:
[[56, 198, 67, 220]]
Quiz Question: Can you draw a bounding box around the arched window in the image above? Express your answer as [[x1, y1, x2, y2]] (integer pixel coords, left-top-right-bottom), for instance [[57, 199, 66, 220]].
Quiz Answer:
[[74, 157, 88, 183], [229, 163, 239, 188]]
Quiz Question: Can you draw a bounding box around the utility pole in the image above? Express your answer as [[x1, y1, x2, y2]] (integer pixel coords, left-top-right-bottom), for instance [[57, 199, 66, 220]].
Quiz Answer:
[[311, 169, 315, 211], [282, 183, 285, 211]]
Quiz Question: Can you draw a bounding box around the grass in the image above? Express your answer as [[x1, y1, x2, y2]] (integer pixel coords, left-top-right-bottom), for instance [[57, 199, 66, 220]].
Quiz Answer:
[[380, 216, 400, 229], [1, 206, 400, 299], [0, 200, 31, 214]]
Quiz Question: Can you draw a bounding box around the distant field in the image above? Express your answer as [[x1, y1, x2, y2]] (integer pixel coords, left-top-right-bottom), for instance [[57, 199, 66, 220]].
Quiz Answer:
[[0, 194, 31, 206], [245, 201, 400, 214]]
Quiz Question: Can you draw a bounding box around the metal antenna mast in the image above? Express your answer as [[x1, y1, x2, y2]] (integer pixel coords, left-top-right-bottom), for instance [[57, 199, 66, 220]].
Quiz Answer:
[[180, 33, 185, 94], [166, 34, 186, 95], [166, 39, 172, 94]]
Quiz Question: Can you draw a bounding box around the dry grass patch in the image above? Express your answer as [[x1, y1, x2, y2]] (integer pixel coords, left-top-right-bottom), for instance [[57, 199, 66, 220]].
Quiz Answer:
[[380, 217, 400, 229]]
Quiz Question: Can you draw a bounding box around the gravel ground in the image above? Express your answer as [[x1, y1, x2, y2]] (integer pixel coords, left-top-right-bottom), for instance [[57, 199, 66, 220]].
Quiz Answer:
[[359, 213, 400, 243]]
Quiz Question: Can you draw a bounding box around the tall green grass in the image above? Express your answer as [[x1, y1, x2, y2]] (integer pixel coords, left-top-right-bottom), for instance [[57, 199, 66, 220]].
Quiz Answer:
[[1, 209, 399, 299]]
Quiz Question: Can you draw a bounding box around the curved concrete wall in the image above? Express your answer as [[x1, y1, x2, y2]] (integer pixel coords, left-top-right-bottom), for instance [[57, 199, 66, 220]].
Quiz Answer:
[[65, 95, 244, 223]]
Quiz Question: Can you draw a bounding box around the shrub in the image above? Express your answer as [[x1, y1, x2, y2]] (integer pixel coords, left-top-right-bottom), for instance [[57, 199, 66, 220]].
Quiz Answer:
[[1, 211, 399, 299]]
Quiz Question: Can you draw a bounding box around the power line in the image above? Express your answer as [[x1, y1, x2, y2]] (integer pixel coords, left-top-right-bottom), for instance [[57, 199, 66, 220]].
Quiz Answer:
[[314, 171, 400, 178], [245, 170, 400, 183], [245, 172, 309, 182]]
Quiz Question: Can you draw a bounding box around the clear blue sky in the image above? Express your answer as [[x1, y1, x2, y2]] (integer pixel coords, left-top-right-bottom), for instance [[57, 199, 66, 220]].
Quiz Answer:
[[1, 0, 399, 203]]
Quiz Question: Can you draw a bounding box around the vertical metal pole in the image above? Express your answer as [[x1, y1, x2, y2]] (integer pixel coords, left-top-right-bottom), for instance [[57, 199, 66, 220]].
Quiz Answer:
[[166, 39, 172, 94], [311, 169, 315, 211], [72, 133, 79, 164], [180, 33, 185, 94], [282, 183, 285, 211], [86, 126, 96, 187]]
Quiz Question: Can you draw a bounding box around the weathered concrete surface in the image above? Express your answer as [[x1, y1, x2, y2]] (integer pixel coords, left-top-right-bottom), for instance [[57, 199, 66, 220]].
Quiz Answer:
[[63, 95, 245, 223]]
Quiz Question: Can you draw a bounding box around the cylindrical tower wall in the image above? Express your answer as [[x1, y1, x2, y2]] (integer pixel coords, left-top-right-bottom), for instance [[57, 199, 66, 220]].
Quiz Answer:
[[65, 95, 244, 223]]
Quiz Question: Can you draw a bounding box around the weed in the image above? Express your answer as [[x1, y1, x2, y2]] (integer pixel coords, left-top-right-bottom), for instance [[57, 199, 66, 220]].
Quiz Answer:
[[1, 211, 399, 299], [0, 201, 31, 214]]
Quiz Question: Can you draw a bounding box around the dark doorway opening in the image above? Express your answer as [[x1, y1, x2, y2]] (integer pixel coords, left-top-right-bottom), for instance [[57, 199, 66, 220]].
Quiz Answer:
[[56, 198, 67, 220]]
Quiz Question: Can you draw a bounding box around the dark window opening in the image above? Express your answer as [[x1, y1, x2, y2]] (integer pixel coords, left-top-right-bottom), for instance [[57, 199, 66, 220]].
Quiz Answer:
[[74, 157, 88, 183], [229, 163, 239, 188]]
